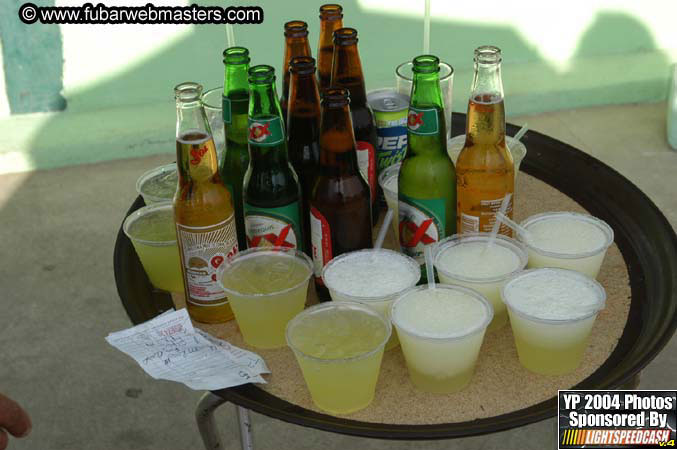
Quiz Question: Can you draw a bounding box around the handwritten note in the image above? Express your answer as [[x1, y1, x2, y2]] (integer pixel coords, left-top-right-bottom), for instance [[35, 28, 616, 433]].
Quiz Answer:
[[106, 309, 269, 390]]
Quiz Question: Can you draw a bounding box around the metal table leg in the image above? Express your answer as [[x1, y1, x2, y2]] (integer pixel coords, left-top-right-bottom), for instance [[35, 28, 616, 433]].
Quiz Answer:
[[196, 392, 254, 450]]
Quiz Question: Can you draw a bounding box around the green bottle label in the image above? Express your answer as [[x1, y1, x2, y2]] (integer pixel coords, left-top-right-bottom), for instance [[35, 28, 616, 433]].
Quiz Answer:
[[398, 193, 446, 264], [247, 117, 284, 146], [407, 106, 439, 136], [222, 95, 231, 124], [243, 201, 303, 250]]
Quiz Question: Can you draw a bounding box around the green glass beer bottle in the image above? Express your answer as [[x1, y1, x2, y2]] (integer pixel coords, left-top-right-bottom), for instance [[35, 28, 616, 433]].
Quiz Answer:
[[398, 55, 456, 277], [243, 65, 305, 251], [221, 47, 250, 250]]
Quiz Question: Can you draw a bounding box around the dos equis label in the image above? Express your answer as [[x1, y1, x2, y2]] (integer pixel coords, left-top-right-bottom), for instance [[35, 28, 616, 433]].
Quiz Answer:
[[243, 202, 303, 251], [407, 106, 439, 136], [248, 117, 284, 146], [398, 193, 446, 264]]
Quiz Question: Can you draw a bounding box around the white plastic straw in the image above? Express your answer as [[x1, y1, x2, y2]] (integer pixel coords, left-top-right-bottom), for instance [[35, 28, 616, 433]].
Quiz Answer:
[[495, 211, 533, 243], [374, 209, 394, 249], [424, 244, 435, 290], [509, 123, 529, 151], [483, 193, 512, 254], [226, 24, 235, 48], [423, 0, 431, 54]]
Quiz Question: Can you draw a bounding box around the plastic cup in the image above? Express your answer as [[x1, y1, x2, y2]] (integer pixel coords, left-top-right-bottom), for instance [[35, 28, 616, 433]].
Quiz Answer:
[[501, 268, 606, 375], [136, 163, 178, 204], [286, 301, 391, 414], [377, 162, 401, 242], [201, 86, 226, 167], [220, 247, 313, 349], [391, 285, 493, 393], [447, 134, 527, 180], [396, 61, 454, 137], [519, 212, 614, 278], [322, 248, 420, 350], [122, 202, 184, 293], [434, 233, 528, 332]]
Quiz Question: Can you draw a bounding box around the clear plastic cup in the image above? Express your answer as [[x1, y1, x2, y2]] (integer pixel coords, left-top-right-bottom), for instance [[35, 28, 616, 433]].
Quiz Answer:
[[391, 285, 493, 393], [201, 86, 226, 167], [136, 163, 178, 204], [122, 202, 184, 293], [220, 247, 313, 349], [377, 162, 401, 242], [519, 212, 614, 279], [434, 233, 528, 332], [447, 135, 527, 180], [501, 268, 606, 375], [286, 301, 391, 414], [322, 248, 420, 350]]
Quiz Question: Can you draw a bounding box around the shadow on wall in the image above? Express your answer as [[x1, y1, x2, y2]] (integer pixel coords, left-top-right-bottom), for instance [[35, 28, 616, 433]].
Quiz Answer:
[[20, 2, 670, 173]]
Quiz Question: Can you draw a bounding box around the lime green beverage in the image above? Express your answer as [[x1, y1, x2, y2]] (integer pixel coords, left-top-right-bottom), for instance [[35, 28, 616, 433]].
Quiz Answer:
[[123, 202, 184, 293], [221, 247, 312, 349], [286, 302, 390, 414]]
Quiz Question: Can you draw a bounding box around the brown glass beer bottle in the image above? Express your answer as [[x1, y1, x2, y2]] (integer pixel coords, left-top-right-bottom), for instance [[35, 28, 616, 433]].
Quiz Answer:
[[309, 88, 372, 300], [330, 28, 379, 221], [287, 56, 321, 256], [316, 4, 343, 91], [280, 21, 311, 124], [173, 82, 238, 324]]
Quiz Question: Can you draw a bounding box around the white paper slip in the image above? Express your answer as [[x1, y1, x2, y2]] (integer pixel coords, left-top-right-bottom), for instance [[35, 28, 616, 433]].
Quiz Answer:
[[105, 308, 269, 390]]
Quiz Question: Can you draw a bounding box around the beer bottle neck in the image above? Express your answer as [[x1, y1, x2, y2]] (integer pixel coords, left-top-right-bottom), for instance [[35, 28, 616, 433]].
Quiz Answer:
[[317, 18, 342, 90], [176, 105, 219, 182], [289, 72, 321, 116], [282, 37, 311, 100], [319, 103, 359, 173], [466, 60, 505, 144], [249, 82, 284, 120], [331, 44, 367, 106], [223, 63, 249, 96], [412, 71, 444, 109]]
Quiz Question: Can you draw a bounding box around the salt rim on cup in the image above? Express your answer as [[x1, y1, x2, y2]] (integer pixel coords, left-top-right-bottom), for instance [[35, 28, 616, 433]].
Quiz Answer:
[[518, 211, 614, 260]]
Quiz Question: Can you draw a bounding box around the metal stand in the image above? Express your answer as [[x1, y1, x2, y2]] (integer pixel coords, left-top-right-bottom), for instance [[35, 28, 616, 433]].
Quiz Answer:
[[196, 392, 254, 450]]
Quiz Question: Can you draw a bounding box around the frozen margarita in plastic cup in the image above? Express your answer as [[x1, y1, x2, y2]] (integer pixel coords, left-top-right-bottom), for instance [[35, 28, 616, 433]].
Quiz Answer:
[[377, 163, 401, 242], [391, 285, 493, 393], [322, 248, 420, 350], [501, 268, 606, 375], [519, 212, 614, 278], [286, 301, 391, 414], [220, 247, 313, 349], [434, 233, 528, 331], [136, 163, 178, 204]]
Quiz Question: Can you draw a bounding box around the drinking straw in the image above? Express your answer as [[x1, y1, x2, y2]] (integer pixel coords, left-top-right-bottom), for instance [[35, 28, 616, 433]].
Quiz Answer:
[[424, 244, 435, 290], [374, 209, 394, 249], [509, 123, 529, 151], [496, 211, 533, 243], [482, 193, 512, 255], [226, 24, 235, 47], [423, 0, 431, 54]]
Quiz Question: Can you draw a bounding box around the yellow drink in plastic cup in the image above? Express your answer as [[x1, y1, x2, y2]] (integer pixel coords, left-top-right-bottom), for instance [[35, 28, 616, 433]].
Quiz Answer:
[[519, 212, 614, 279], [434, 233, 527, 331], [286, 301, 391, 414], [123, 202, 184, 293], [501, 268, 606, 375], [391, 285, 493, 393], [377, 162, 401, 242], [322, 248, 420, 350], [136, 163, 178, 204], [220, 247, 313, 349]]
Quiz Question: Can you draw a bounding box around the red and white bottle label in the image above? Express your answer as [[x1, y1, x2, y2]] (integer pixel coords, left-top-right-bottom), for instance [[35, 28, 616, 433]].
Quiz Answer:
[[310, 206, 332, 283], [356, 140, 376, 203]]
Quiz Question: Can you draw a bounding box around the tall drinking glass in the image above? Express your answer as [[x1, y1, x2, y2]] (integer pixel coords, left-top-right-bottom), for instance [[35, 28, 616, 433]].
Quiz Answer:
[[201, 87, 226, 168], [396, 61, 454, 137]]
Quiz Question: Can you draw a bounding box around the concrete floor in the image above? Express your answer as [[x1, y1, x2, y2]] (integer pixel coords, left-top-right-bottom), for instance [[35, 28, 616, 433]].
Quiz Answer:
[[0, 102, 675, 450]]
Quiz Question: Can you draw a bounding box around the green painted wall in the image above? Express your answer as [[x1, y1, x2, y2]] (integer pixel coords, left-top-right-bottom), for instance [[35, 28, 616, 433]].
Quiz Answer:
[[0, 0, 675, 174]]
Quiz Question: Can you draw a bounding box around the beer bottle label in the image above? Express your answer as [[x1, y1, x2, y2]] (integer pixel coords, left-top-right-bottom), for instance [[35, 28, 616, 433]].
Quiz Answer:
[[356, 140, 376, 202], [375, 117, 408, 171], [309, 206, 332, 283], [222, 95, 231, 124], [461, 197, 513, 234], [247, 117, 284, 146], [176, 215, 239, 306], [398, 193, 446, 264], [243, 201, 303, 251], [407, 106, 439, 136]]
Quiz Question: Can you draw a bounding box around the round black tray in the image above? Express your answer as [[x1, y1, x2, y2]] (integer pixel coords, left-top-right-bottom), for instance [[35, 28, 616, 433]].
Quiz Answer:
[[113, 112, 677, 440]]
